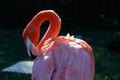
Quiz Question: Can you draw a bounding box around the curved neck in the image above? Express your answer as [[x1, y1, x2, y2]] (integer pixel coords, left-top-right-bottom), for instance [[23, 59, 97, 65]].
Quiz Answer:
[[23, 10, 61, 54]]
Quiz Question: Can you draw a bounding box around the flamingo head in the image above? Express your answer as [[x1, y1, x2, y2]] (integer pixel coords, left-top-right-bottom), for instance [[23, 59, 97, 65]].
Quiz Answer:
[[25, 37, 38, 59], [22, 24, 39, 59]]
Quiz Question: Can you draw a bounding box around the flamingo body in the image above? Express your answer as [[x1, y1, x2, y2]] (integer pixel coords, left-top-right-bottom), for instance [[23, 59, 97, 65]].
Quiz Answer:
[[22, 10, 95, 80]]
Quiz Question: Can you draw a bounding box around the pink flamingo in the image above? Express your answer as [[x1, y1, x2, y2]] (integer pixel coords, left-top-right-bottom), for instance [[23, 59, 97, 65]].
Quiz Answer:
[[22, 10, 95, 80]]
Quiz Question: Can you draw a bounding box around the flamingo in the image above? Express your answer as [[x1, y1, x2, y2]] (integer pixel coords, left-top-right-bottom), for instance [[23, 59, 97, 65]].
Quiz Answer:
[[22, 10, 95, 80]]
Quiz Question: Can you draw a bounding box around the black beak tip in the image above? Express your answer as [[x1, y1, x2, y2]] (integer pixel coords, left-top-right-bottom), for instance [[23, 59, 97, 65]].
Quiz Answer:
[[30, 48, 37, 59]]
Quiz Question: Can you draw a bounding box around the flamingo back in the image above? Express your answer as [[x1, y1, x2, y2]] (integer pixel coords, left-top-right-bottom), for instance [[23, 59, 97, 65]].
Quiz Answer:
[[32, 35, 95, 80]]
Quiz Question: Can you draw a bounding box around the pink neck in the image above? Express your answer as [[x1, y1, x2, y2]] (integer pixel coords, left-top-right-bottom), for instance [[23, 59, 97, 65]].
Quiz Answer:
[[26, 10, 61, 54]]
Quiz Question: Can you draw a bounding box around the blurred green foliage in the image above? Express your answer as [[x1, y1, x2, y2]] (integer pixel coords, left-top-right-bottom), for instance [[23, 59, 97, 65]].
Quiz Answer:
[[0, 28, 120, 80]]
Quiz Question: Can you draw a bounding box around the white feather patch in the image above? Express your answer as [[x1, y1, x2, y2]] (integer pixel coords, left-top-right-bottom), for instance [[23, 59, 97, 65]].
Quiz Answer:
[[2, 61, 33, 74]]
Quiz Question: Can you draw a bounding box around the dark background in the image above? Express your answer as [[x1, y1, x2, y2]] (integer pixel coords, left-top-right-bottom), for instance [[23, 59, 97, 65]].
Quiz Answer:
[[0, 0, 120, 31]]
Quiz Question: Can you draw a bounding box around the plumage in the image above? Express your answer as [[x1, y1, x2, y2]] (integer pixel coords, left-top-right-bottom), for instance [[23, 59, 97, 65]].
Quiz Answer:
[[22, 10, 95, 80]]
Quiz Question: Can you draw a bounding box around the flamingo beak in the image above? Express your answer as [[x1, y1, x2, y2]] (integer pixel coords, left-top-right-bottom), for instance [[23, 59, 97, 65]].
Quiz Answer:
[[26, 37, 32, 57], [26, 37, 37, 59]]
